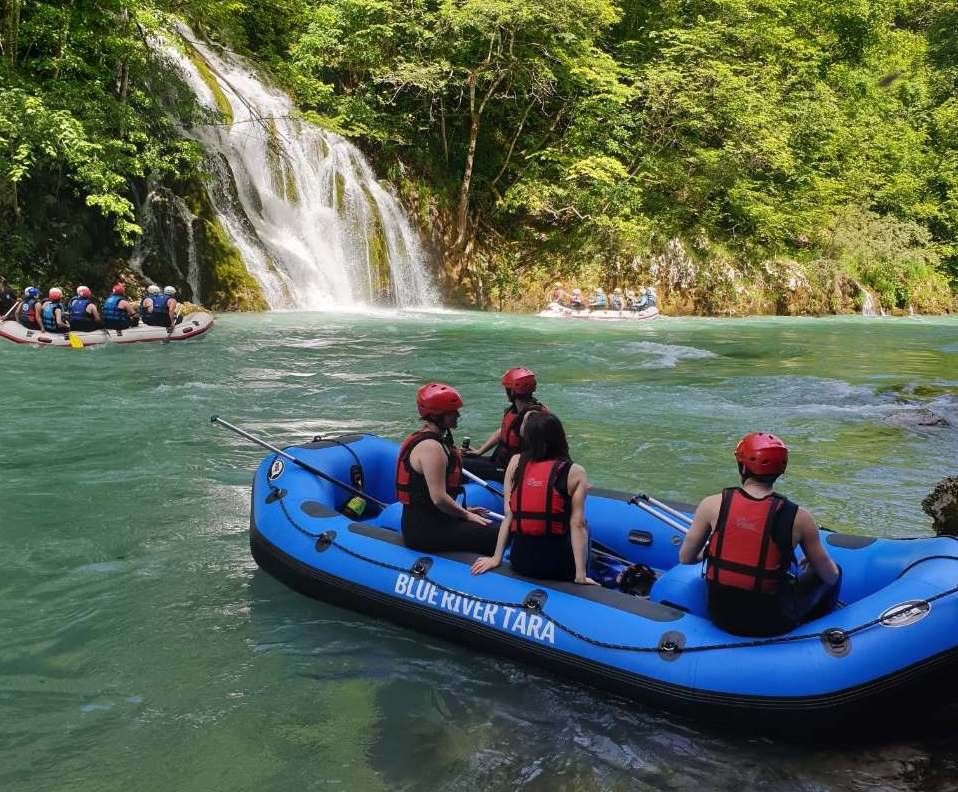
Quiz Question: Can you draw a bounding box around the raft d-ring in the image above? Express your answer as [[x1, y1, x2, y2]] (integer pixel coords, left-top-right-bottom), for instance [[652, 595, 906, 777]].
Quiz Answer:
[[657, 630, 686, 661], [821, 627, 851, 657], [523, 589, 548, 612], [411, 557, 433, 578], [314, 530, 336, 552], [265, 487, 287, 504]]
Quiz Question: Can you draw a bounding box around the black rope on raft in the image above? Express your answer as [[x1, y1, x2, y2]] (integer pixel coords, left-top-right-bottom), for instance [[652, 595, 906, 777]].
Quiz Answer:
[[268, 485, 958, 655]]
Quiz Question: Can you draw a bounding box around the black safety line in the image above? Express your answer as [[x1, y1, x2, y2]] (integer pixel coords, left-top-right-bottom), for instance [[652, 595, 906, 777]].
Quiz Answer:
[[267, 485, 958, 655]]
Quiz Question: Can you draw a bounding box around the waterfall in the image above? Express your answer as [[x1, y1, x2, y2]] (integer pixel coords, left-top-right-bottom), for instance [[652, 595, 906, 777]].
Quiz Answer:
[[860, 287, 880, 317], [129, 186, 201, 304], [157, 25, 438, 310]]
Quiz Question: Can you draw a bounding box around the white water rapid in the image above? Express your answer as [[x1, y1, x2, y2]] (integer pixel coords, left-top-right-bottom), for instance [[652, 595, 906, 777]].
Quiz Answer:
[[160, 25, 437, 310]]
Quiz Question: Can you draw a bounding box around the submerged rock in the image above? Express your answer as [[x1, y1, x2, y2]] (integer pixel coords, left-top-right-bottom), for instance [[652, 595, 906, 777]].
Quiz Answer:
[[922, 477, 958, 537], [883, 407, 951, 430]]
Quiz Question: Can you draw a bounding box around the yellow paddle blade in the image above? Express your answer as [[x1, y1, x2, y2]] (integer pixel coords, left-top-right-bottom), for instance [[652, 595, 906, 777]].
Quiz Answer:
[[67, 332, 84, 349]]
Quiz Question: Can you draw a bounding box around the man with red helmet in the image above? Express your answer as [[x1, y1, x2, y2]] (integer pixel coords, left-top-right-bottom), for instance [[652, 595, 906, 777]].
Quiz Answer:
[[679, 432, 840, 636], [102, 283, 139, 330], [67, 285, 101, 332], [463, 367, 548, 483], [396, 383, 497, 554]]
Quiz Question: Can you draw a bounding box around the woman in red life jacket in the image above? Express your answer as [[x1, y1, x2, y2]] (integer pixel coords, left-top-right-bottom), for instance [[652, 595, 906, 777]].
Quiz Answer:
[[462, 367, 547, 484], [679, 432, 841, 636], [471, 412, 596, 583], [396, 383, 497, 554]]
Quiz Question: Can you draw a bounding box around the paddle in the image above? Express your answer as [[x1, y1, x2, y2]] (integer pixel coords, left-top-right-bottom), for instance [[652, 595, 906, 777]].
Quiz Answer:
[[1, 300, 20, 322], [211, 416, 388, 510], [628, 495, 689, 535], [630, 492, 693, 525], [67, 331, 84, 349]]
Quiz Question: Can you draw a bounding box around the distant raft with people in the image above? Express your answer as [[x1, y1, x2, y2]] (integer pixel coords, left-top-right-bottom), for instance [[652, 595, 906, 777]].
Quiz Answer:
[[0, 311, 215, 347], [244, 431, 958, 733], [537, 302, 660, 321]]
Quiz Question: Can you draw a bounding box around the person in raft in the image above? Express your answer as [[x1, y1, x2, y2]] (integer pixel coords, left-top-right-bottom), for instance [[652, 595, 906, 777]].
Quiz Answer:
[[471, 412, 596, 583], [40, 288, 70, 333], [102, 283, 139, 330], [462, 367, 547, 483], [678, 432, 841, 637], [395, 383, 497, 554], [66, 285, 101, 332], [16, 286, 42, 329]]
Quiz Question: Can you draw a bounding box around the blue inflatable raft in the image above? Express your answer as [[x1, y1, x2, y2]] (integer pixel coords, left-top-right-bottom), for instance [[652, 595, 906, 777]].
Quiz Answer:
[[248, 433, 958, 731]]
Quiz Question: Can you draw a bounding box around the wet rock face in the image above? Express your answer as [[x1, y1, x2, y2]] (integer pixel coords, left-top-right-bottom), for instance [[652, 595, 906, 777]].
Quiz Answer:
[[921, 477, 958, 536]]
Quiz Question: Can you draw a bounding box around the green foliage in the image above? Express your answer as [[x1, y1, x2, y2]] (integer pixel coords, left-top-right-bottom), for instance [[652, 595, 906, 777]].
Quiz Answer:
[[0, 0, 204, 289], [260, 0, 958, 310], [1, 0, 955, 312]]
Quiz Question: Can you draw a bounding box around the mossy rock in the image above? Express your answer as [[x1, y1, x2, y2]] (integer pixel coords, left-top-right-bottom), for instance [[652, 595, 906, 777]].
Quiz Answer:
[[199, 215, 268, 312], [184, 43, 233, 125]]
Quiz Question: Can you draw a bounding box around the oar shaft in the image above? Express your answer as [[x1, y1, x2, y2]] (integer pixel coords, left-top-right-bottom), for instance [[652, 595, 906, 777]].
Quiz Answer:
[[461, 467, 504, 496], [211, 416, 387, 509], [1, 301, 19, 322], [633, 493, 693, 525], [630, 497, 689, 535]]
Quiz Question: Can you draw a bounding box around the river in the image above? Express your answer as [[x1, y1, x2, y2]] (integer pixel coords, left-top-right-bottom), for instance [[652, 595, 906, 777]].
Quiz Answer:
[[2, 312, 957, 790]]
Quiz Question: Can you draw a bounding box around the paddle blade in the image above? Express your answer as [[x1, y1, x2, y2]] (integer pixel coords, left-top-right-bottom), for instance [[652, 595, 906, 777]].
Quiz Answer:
[[67, 332, 84, 349]]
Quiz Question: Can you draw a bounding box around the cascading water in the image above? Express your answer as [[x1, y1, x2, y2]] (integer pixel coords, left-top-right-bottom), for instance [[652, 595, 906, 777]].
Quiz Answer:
[[859, 286, 883, 317], [130, 186, 202, 304], [157, 25, 438, 310]]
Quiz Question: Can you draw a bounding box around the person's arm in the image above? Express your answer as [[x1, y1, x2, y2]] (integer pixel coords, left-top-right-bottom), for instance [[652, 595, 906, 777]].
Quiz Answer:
[[89, 304, 101, 321], [678, 494, 720, 564], [57, 308, 68, 329], [471, 456, 519, 574], [414, 441, 491, 525], [567, 464, 596, 584], [168, 299, 178, 322], [472, 428, 500, 456], [122, 300, 136, 317], [796, 509, 839, 584]]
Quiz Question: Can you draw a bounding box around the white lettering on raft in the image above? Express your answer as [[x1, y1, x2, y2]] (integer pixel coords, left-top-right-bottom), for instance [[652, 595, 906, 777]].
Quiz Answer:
[[393, 573, 554, 643]]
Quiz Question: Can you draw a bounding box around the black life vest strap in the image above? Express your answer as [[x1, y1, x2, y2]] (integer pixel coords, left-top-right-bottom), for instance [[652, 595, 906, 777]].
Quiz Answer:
[[751, 494, 784, 592]]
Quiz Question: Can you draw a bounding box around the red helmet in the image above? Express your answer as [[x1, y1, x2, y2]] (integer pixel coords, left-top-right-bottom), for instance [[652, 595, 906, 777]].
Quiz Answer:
[[48, 287, 63, 300], [77, 286, 92, 298], [735, 432, 789, 477], [112, 283, 126, 295], [502, 367, 537, 396], [416, 383, 463, 418]]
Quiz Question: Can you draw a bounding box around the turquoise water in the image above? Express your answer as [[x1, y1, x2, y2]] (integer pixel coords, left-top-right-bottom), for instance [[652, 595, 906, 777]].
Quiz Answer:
[[2, 311, 957, 790]]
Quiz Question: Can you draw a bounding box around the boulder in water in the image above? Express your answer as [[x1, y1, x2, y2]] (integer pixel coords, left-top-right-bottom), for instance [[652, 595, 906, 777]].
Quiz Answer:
[[921, 477, 958, 537], [883, 407, 951, 429]]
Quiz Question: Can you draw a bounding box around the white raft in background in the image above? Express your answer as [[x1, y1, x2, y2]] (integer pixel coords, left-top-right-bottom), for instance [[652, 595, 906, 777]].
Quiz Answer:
[[0, 312, 215, 347], [537, 302, 660, 321]]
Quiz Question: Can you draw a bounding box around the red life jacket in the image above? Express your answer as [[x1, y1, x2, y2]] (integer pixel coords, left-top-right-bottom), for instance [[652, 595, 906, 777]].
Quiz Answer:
[[705, 488, 797, 594], [493, 400, 546, 465], [395, 430, 462, 505], [509, 458, 572, 536]]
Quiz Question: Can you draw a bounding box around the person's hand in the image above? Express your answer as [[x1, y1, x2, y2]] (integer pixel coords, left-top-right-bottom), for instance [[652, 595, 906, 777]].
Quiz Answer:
[[574, 575, 599, 586], [466, 506, 489, 516], [465, 508, 492, 526], [462, 448, 478, 456], [471, 556, 500, 575]]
